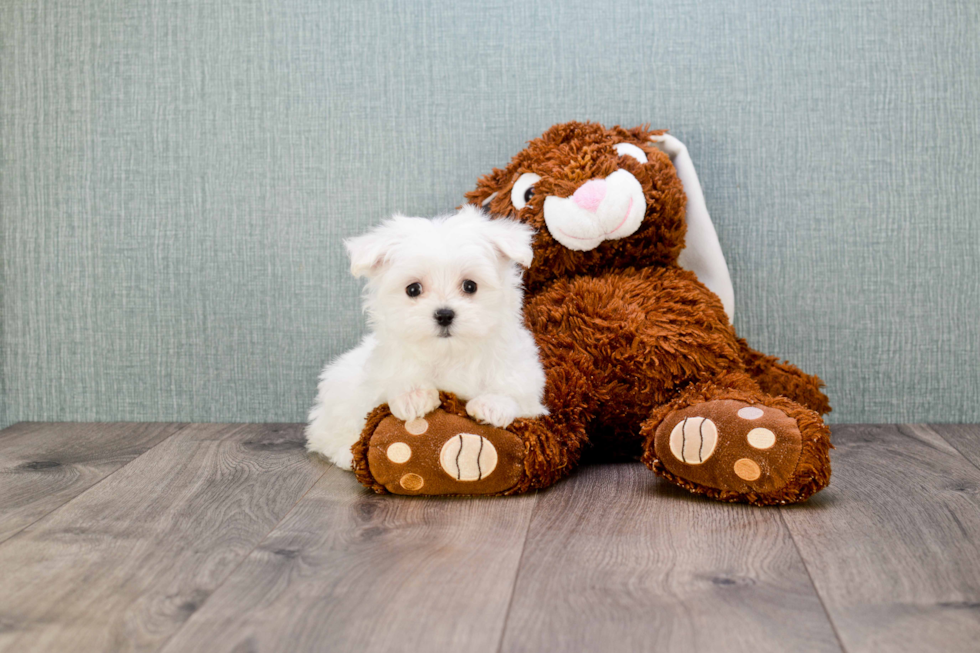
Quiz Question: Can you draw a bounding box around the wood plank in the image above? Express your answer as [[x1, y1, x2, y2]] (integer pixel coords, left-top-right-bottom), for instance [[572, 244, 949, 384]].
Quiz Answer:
[[781, 424, 980, 653], [0, 423, 325, 653], [0, 422, 182, 544], [157, 466, 537, 653], [929, 424, 980, 471], [499, 463, 841, 653]]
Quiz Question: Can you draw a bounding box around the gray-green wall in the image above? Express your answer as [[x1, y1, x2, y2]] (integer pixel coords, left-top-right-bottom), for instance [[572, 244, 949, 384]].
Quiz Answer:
[[2, 0, 979, 428]]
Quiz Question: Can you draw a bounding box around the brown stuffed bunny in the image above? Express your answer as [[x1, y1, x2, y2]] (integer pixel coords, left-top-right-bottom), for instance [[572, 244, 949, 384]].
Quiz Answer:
[[352, 122, 832, 505]]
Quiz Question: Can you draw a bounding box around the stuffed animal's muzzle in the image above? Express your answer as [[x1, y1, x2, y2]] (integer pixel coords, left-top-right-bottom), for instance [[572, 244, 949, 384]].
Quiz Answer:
[[542, 169, 646, 251]]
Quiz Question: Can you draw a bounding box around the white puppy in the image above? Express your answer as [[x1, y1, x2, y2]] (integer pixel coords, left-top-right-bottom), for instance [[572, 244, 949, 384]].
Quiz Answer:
[[306, 205, 548, 469]]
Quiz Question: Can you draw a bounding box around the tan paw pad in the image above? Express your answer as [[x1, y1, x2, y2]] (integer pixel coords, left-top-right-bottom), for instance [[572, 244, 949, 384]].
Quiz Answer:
[[737, 406, 765, 420], [386, 442, 411, 463], [400, 473, 424, 491], [668, 417, 717, 464], [733, 458, 761, 481], [746, 428, 776, 449], [440, 434, 497, 481]]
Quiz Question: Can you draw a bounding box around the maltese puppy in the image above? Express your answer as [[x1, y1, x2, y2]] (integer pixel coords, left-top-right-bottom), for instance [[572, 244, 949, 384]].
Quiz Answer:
[[306, 205, 548, 469]]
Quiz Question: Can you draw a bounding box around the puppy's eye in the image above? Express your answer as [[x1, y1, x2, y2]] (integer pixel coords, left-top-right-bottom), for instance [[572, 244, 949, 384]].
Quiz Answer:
[[405, 282, 422, 298], [462, 279, 478, 294], [511, 173, 541, 210], [614, 142, 648, 163]]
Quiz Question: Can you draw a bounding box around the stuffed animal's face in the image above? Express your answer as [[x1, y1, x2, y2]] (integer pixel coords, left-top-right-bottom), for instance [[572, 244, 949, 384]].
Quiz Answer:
[[466, 122, 687, 289]]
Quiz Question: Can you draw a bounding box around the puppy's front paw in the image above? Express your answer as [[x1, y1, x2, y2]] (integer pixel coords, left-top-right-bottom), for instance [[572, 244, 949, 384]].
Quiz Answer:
[[328, 448, 354, 471], [390, 386, 441, 422], [466, 394, 519, 428]]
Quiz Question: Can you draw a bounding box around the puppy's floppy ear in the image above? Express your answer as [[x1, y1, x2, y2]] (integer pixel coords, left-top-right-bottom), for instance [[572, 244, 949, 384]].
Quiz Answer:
[[345, 216, 407, 278], [481, 215, 535, 268]]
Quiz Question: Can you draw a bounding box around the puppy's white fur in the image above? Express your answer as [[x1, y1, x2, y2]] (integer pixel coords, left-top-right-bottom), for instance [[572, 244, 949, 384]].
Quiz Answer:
[[306, 205, 548, 469]]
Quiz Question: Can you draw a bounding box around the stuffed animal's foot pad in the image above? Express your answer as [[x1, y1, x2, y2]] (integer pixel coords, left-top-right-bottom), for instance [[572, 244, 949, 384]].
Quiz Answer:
[[654, 400, 803, 494], [667, 416, 719, 464], [366, 409, 524, 495]]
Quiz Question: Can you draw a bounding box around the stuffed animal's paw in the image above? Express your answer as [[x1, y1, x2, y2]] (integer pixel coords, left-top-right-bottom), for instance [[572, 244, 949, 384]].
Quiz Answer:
[[646, 399, 829, 503], [389, 386, 440, 422], [361, 409, 525, 495], [465, 394, 519, 428]]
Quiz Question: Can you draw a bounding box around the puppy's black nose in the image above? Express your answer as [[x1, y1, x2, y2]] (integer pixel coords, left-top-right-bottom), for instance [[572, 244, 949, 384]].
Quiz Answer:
[[434, 308, 455, 327]]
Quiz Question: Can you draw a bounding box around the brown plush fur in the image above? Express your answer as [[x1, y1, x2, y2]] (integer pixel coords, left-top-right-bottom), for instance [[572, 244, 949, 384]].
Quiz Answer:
[[736, 338, 832, 415], [353, 121, 832, 504]]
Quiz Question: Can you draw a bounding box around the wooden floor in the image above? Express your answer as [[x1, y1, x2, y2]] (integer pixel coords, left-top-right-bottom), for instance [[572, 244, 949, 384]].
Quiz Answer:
[[0, 423, 978, 652]]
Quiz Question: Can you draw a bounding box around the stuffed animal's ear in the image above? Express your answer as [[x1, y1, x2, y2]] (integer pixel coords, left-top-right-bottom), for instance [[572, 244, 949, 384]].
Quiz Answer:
[[345, 216, 408, 278], [649, 133, 736, 322], [470, 207, 534, 268], [465, 168, 508, 210]]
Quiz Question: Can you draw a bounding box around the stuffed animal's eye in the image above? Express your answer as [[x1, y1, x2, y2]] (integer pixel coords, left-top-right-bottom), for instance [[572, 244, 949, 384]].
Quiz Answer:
[[511, 173, 541, 210], [406, 282, 422, 298], [614, 142, 648, 163], [462, 279, 478, 294]]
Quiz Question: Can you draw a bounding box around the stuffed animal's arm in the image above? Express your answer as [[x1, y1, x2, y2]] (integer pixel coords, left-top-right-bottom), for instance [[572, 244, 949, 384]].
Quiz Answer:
[[650, 133, 735, 322]]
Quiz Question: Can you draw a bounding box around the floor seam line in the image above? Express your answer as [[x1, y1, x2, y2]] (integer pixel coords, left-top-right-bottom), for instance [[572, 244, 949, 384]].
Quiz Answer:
[[494, 491, 539, 653], [778, 508, 849, 653], [914, 424, 980, 475]]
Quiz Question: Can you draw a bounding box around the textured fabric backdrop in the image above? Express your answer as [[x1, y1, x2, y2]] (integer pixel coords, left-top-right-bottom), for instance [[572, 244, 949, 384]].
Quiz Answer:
[[2, 0, 978, 428]]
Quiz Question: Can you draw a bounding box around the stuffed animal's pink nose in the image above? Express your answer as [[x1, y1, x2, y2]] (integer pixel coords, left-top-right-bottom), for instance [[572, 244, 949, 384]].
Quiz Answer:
[[572, 179, 607, 212]]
